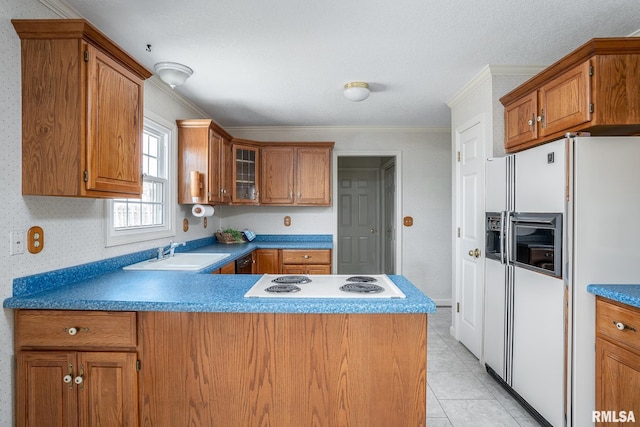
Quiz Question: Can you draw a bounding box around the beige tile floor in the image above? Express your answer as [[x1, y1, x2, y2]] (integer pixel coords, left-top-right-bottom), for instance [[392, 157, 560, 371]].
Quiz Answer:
[[427, 307, 542, 426]]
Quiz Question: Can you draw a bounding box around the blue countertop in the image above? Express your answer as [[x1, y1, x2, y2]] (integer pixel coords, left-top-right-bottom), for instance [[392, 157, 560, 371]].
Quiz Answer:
[[587, 284, 640, 309], [4, 235, 436, 314]]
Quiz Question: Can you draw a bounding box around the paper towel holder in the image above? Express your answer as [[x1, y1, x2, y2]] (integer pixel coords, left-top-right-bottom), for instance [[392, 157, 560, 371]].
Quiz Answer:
[[190, 170, 202, 203]]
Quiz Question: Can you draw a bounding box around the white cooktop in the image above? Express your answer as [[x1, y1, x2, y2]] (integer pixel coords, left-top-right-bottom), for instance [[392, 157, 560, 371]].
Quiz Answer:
[[244, 274, 406, 299]]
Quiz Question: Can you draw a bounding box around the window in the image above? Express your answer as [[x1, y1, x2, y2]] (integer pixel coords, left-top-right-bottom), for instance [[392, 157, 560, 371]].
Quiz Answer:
[[105, 113, 175, 246]]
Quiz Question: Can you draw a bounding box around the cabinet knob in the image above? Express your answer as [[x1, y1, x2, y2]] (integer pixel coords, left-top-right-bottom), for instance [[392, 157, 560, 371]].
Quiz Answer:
[[303, 255, 310, 259], [614, 321, 637, 332], [63, 374, 73, 384], [74, 375, 83, 384], [65, 327, 89, 335]]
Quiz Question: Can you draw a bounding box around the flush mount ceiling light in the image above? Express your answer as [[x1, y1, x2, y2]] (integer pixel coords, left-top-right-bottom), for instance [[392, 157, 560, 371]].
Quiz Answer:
[[154, 62, 193, 88], [343, 82, 370, 102]]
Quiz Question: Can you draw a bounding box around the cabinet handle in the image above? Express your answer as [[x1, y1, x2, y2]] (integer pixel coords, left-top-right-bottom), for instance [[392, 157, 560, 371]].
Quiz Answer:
[[65, 327, 89, 335], [537, 109, 545, 128], [613, 321, 637, 332], [63, 362, 73, 387], [74, 364, 84, 390]]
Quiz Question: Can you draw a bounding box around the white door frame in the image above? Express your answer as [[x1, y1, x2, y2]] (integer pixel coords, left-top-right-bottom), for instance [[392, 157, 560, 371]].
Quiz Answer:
[[332, 150, 403, 275]]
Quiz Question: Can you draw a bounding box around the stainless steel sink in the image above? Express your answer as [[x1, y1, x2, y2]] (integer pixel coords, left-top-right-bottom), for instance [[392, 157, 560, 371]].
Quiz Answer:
[[123, 253, 231, 271]]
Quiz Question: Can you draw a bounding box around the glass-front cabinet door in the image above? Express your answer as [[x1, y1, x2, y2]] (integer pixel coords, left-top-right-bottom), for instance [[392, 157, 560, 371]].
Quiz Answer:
[[232, 143, 259, 204]]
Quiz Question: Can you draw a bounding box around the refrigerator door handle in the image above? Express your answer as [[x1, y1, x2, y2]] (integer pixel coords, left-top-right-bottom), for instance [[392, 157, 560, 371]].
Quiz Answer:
[[500, 211, 506, 264], [505, 211, 513, 265]]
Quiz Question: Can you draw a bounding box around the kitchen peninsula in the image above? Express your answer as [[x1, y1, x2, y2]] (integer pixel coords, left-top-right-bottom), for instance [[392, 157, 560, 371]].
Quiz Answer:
[[5, 236, 435, 427]]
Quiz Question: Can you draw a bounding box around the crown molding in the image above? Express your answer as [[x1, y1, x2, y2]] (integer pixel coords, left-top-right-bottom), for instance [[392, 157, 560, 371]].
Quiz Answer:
[[447, 64, 545, 108], [147, 76, 213, 119], [225, 126, 450, 135], [39, 0, 81, 18]]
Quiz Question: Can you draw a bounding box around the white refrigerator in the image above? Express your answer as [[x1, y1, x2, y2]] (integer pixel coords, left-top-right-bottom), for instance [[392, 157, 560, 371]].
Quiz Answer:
[[484, 138, 566, 427], [483, 135, 640, 426]]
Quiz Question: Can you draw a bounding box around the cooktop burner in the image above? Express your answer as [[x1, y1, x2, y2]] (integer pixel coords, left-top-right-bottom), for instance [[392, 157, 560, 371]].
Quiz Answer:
[[271, 275, 312, 284], [340, 283, 385, 293], [346, 276, 378, 283], [244, 274, 406, 299], [265, 284, 301, 293]]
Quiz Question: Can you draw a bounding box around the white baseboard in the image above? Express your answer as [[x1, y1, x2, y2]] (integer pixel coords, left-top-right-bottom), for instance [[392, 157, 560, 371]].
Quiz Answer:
[[430, 298, 452, 306]]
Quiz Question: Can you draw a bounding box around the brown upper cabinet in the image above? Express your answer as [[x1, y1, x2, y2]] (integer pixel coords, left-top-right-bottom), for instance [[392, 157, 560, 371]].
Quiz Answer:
[[177, 119, 233, 204], [501, 38, 640, 152], [261, 143, 333, 206], [13, 19, 152, 198], [231, 141, 261, 204], [177, 128, 334, 206]]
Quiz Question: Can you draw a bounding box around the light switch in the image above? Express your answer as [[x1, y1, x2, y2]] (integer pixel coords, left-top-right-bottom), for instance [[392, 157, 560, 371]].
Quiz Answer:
[[403, 216, 413, 227]]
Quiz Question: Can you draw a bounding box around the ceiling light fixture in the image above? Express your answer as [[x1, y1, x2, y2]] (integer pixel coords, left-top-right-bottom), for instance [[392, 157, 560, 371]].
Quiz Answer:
[[154, 62, 193, 88], [343, 82, 370, 102]]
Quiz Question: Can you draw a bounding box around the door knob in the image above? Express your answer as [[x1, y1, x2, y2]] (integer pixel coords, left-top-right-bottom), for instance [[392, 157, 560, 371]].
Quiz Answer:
[[468, 248, 481, 258], [370, 228, 376, 234]]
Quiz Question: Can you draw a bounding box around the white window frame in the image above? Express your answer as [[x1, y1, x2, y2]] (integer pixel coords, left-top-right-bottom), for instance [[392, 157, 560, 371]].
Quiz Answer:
[[104, 111, 176, 246]]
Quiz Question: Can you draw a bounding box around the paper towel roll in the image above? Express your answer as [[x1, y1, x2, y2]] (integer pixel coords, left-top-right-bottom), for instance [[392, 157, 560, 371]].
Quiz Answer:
[[192, 204, 215, 217]]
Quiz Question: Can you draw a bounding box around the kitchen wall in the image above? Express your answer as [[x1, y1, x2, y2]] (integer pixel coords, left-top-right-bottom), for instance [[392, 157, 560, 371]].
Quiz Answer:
[[226, 127, 452, 304], [0, 0, 451, 424], [0, 1, 216, 423]]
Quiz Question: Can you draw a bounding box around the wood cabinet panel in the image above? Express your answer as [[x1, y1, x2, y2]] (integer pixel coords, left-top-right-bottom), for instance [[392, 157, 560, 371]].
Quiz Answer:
[[15, 309, 139, 427], [15, 310, 137, 350], [138, 312, 427, 426], [282, 249, 331, 274], [86, 45, 143, 195], [592, 54, 640, 126], [281, 249, 331, 265], [260, 145, 333, 206], [596, 298, 640, 352], [177, 119, 233, 204], [501, 38, 640, 152], [13, 19, 150, 198], [77, 352, 138, 427], [261, 146, 295, 204], [539, 60, 591, 138], [16, 352, 77, 427], [232, 143, 260, 204], [504, 91, 538, 151], [282, 264, 331, 275], [252, 249, 281, 274], [595, 298, 640, 426], [595, 338, 640, 426], [296, 147, 332, 205]]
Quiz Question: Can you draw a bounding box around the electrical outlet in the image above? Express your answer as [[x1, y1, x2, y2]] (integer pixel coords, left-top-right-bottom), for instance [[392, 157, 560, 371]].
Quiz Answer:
[[9, 230, 24, 255]]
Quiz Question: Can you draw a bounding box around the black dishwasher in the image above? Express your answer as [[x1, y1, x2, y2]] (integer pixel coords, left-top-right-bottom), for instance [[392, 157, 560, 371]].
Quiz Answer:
[[236, 253, 253, 274]]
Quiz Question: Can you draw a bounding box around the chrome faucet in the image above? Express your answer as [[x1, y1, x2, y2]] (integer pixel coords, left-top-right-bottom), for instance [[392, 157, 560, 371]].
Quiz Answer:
[[157, 240, 186, 259]]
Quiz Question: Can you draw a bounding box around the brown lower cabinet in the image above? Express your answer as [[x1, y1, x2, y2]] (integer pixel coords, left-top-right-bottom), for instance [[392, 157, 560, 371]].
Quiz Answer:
[[595, 297, 640, 426], [281, 249, 332, 274], [14, 310, 138, 427], [138, 311, 427, 426], [252, 248, 281, 274], [210, 260, 236, 274]]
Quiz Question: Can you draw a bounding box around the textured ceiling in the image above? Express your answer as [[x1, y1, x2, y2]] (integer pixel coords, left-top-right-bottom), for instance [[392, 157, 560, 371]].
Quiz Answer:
[[59, 0, 640, 128]]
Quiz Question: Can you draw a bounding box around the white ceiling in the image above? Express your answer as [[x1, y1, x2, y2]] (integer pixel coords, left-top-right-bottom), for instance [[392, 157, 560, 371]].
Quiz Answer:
[[58, 0, 640, 128]]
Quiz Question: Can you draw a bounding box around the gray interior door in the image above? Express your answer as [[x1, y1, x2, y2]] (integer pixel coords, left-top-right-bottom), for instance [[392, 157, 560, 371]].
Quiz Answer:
[[337, 169, 380, 274]]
